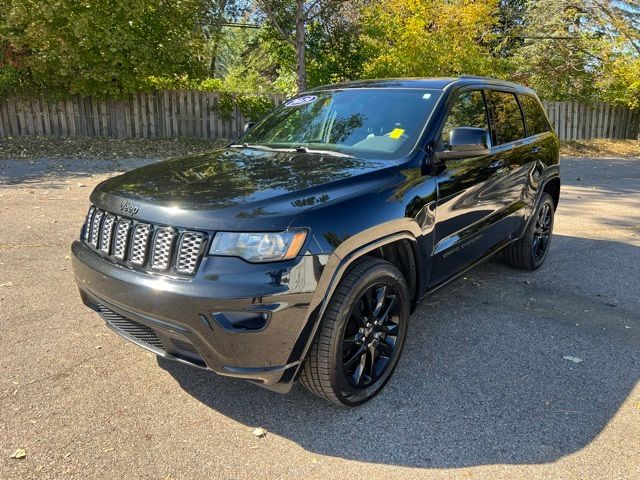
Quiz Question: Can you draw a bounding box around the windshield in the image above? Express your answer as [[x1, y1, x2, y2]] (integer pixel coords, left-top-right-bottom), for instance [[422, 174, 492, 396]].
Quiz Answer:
[[235, 88, 442, 159]]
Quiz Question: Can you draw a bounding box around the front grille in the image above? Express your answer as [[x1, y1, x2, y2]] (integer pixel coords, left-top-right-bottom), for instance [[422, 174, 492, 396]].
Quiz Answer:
[[96, 304, 165, 352], [82, 205, 206, 276]]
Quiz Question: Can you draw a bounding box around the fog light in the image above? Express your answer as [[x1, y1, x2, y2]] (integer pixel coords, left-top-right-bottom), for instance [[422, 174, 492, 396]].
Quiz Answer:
[[211, 311, 270, 332]]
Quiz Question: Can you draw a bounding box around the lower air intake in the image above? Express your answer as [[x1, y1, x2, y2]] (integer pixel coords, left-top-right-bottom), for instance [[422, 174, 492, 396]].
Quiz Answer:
[[96, 304, 165, 352]]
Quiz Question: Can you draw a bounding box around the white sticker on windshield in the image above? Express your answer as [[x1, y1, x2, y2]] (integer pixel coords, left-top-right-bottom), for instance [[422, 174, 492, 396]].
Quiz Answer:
[[285, 95, 318, 107], [422, 93, 432, 99]]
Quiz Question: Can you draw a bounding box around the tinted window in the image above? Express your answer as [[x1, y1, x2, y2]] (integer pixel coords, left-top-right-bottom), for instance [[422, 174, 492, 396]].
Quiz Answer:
[[440, 90, 489, 148], [240, 88, 441, 159], [488, 91, 525, 145], [520, 94, 550, 136]]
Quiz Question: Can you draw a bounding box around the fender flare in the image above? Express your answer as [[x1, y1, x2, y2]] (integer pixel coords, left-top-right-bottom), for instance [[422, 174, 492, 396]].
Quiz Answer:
[[516, 171, 561, 240], [285, 221, 423, 374]]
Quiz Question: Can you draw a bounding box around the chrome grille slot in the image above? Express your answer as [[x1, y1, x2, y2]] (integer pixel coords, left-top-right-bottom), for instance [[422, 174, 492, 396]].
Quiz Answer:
[[89, 210, 104, 248], [176, 232, 205, 274], [151, 227, 175, 271], [83, 206, 95, 241], [113, 220, 132, 260], [130, 224, 151, 265], [99, 214, 116, 254], [80, 205, 205, 276]]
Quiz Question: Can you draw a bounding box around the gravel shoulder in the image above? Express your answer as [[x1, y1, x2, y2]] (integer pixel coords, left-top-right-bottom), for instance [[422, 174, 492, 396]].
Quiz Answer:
[[0, 152, 639, 480]]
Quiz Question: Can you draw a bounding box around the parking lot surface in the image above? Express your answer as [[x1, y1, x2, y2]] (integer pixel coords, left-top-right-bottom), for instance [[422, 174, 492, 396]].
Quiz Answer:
[[1, 155, 638, 479]]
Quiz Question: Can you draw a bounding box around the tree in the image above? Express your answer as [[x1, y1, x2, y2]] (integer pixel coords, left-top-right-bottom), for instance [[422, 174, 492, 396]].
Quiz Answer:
[[511, 0, 640, 106], [306, 2, 366, 86], [359, 0, 502, 79], [255, 0, 350, 92], [0, 0, 213, 97]]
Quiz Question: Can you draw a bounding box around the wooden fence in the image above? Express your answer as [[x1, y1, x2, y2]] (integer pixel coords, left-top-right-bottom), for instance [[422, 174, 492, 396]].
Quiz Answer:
[[0, 91, 638, 140], [541, 101, 640, 140], [0, 91, 285, 140]]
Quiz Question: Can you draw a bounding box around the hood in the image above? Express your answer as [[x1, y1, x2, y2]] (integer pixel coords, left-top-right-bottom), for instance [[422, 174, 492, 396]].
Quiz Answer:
[[91, 147, 399, 230]]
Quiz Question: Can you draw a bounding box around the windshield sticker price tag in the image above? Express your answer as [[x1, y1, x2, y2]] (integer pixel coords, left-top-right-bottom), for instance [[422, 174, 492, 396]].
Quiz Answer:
[[285, 95, 318, 107], [389, 128, 405, 139]]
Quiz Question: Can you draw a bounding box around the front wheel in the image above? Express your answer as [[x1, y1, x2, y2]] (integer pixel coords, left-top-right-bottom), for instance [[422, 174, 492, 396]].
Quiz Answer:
[[503, 192, 555, 270], [300, 257, 410, 407]]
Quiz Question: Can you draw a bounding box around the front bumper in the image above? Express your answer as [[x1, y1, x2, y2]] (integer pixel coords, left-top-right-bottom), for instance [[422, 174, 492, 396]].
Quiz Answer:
[[72, 241, 323, 392]]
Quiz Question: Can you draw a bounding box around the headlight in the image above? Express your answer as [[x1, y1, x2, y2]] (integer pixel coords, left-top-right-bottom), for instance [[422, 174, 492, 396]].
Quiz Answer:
[[209, 230, 307, 262]]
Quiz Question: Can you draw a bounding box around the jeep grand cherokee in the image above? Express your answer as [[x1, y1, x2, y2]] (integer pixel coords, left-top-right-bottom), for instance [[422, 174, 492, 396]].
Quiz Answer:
[[72, 77, 560, 406]]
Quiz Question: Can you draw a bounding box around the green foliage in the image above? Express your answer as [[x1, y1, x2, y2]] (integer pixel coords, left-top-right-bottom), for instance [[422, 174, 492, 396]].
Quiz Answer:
[[0, 0, 211, 98], [509, 0, 640, 107], [600, 57, 640, 109], [1, 0, 640, 110], [306, 3, 367, 86], [0, 63, 21, 98], [358, 0, 504, 79]]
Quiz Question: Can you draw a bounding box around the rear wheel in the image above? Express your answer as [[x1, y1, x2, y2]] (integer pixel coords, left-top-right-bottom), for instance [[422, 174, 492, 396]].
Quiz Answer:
[[504, 192, 555, 270], [300, 257, 409, 407]]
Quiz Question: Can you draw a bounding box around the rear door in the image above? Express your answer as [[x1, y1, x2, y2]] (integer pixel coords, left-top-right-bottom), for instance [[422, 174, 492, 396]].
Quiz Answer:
[[517, 93, 558, 202], [484, 89, 531, 230]]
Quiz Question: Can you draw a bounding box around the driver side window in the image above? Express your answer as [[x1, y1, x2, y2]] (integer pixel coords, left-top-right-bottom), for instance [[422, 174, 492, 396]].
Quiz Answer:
[[440, 91, 489, 149]]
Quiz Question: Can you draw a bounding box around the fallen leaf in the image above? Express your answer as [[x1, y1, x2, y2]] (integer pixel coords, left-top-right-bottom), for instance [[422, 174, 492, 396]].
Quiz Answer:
[[252, 427, 267, 438], [11, 448, 27, 459], [563, 355, 583, 363], [0, 282, 14, 287]]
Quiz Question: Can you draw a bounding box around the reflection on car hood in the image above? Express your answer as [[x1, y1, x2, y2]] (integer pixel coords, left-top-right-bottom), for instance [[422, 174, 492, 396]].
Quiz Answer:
[[91, 147, 399, 230]]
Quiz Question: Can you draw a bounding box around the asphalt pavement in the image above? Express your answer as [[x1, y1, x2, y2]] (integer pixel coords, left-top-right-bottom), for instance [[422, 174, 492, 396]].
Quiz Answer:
[[0, 155, 638, 479]]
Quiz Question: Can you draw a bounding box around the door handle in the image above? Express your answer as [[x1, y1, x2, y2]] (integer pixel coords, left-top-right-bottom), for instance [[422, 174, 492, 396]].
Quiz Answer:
[[531, 146, 541, 154]]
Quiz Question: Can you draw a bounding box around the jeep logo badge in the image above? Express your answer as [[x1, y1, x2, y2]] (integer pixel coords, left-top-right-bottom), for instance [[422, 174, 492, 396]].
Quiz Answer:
[[119, 201, 139, 216]]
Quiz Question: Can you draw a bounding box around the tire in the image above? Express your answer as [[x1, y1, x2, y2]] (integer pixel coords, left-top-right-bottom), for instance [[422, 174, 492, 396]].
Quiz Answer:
[[503, 192, 555, 270], [300, 257, 410, 407]]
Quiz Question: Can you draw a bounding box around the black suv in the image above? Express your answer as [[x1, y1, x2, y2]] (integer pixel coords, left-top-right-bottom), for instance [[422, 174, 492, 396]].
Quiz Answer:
[[72, 77, 560, 406]]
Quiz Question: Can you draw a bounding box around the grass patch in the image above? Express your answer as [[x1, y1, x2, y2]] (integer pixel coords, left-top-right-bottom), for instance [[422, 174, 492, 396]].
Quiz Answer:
[[560, 139, 639, 158]]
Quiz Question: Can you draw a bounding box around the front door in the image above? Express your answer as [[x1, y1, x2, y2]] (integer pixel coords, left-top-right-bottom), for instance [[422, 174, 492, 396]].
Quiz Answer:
[[429, 89, 513, 287]]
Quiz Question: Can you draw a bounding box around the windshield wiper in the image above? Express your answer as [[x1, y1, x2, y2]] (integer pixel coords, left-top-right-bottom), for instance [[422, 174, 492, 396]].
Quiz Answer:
[[294, 145, 353, 158], [229, 143, 284, 152], [230, 143, 352, 158]]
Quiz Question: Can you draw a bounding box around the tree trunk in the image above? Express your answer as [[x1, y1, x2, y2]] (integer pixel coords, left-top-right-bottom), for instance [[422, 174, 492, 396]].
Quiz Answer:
[[295, 0, 306, 92]]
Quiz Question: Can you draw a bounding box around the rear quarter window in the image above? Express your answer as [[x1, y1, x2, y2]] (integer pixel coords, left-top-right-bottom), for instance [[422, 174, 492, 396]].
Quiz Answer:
[[519, 94, 551, 136]]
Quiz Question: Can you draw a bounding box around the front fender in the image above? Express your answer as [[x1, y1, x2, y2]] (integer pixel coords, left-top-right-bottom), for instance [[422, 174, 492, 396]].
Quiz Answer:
[[284, 167, 439, 376], [283, 228, 422, 374]]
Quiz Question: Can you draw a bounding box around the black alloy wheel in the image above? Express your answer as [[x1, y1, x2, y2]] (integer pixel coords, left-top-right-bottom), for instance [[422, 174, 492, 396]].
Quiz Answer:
[[503, 192, 555, 270], [341, 283, 401, 389], [300, 257, 409, 406], [532, 201, 552, 262]]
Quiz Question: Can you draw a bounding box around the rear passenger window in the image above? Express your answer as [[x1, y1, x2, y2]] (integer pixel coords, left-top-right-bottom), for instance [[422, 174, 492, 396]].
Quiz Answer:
[[519, 94, 550, 136], [487, 91, 525, 145], [440, 90, 489, 148]]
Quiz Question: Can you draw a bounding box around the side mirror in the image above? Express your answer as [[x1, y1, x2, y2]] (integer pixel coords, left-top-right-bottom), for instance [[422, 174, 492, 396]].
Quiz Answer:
[[244, 122, 255, 133], [436, 127, 490, 161]]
